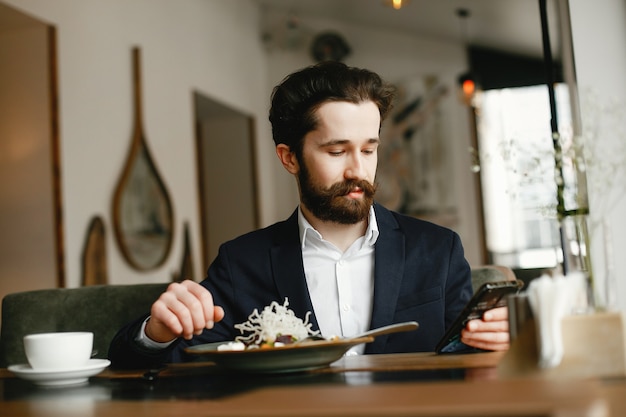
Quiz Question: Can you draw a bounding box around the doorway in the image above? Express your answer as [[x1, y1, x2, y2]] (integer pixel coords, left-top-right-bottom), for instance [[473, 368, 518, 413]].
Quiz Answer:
[[0, 3, 63, 309], [194, 92, 259, 273]]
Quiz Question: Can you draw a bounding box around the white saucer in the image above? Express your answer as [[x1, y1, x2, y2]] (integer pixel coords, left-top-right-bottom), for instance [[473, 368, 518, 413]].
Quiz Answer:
[[8, 359, 111, 387]]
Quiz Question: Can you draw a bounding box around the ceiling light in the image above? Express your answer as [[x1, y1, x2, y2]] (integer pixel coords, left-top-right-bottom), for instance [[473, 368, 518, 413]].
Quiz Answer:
[[383, 0, 408, 10], [456, 8, 479, 105]]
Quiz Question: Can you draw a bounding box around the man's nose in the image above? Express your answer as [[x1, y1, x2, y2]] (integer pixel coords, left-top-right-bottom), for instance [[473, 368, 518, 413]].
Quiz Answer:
[[344, 154, 366, 179]]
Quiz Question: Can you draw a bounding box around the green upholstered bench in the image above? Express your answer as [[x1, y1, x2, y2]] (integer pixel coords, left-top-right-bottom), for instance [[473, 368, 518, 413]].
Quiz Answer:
[[0, 283, 168, 367]]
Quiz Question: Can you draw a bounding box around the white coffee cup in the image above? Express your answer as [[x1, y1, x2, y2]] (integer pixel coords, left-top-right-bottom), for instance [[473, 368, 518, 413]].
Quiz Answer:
[[23, 332, 94, 370]]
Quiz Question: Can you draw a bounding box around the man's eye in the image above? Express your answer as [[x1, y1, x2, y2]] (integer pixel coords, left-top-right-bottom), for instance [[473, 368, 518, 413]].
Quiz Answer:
[[329, 150, 344, 156], [362, 149, 376, 155]]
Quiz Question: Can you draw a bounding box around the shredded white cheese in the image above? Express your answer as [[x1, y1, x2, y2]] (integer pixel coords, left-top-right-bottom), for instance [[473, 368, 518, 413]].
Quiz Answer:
[[233, 298, 319, 346], [217, 341, 246, 351]]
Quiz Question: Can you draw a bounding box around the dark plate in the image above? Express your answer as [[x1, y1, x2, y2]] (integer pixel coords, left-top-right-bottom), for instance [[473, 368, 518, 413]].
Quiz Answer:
[[184, 336, 374, 373]]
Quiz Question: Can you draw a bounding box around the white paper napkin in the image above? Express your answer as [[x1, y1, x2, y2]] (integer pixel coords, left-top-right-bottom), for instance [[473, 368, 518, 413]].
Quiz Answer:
[[527, 272, 587, 368]]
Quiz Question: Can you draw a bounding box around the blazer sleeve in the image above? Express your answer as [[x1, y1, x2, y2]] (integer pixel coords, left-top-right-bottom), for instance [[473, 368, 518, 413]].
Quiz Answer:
[[107, 313, 183, 369], [443, 232, 473, 330]]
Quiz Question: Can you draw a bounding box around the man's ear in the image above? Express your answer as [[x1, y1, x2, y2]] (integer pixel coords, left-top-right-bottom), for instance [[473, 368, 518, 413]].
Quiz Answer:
[[276, 144, 299, 175]]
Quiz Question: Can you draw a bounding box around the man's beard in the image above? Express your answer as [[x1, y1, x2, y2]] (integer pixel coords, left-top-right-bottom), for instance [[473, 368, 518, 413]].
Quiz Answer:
[[298, 163, 377, 225]]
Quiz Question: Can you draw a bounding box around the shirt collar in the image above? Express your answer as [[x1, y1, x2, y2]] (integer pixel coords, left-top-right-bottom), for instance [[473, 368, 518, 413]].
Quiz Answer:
[[298, 205, 379, 250]]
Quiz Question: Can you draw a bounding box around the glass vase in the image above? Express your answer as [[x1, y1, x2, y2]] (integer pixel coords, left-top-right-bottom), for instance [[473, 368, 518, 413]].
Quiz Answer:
[[559, 213, 594, 311]]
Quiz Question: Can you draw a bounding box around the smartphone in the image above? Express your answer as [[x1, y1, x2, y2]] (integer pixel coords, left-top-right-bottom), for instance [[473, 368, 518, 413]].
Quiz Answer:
[[435, 279, 524, 354]]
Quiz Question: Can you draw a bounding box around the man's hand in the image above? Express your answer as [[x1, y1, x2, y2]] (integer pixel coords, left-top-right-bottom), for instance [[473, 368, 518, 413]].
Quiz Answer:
[[460, 306, 509, 351], [145, 280, 225, 343]]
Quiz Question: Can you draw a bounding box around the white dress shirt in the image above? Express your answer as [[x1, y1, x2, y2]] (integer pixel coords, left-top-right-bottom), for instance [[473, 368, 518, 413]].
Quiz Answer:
[[298, 206, 378, 354]]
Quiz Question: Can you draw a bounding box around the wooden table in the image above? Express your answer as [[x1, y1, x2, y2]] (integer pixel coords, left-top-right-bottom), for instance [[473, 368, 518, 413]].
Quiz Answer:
[[0, 351, 623, 417]]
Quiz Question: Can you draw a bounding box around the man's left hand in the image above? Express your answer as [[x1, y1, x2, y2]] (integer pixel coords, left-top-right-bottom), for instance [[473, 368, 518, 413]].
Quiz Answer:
[[460, 306, 509, 351]]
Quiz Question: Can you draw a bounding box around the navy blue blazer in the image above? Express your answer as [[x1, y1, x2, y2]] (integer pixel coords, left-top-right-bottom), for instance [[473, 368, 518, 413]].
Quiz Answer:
[[109, 203, 472, 368]]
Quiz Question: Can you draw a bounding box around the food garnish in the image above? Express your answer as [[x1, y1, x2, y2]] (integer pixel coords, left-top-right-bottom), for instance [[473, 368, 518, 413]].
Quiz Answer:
[[219, 298, 321, 351]]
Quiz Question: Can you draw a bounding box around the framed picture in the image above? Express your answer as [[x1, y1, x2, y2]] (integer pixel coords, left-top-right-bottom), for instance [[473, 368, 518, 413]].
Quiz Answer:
[[377, 75, 458, 228]]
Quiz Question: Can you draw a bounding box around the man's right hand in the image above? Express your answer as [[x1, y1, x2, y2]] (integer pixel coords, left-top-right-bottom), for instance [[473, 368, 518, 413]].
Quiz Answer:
[[145, 280, 225, 343]]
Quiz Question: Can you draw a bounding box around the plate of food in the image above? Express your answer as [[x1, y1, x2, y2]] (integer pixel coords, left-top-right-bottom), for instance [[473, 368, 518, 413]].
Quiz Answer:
[[184, 299, 375, 373], [185, 336, 373, 373]]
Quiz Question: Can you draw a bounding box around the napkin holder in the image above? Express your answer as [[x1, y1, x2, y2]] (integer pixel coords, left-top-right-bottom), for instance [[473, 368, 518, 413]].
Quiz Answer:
[[498, 308, 626, 379]]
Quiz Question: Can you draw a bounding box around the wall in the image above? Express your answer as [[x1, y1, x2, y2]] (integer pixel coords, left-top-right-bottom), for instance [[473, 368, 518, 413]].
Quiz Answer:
[[1, 0, 272, 288], [569, 0, 626, 313]]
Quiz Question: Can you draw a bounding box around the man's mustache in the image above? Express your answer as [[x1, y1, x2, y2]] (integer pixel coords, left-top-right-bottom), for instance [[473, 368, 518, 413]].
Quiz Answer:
[[327, 180, 377, 198]]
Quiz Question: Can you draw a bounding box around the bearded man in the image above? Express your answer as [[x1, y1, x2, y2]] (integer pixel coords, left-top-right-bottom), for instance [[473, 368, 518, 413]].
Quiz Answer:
[[109, 61, 509, 368]]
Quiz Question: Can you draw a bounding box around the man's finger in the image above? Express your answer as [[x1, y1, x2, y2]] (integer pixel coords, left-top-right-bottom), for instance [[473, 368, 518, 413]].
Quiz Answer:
[[183, 281, 219, 329], [483, 306, 508, 321], [466, 318, 508, 332]]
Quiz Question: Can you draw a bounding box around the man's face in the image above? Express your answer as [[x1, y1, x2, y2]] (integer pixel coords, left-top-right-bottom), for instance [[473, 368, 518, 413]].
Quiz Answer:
[[297, 101, 380, 224]]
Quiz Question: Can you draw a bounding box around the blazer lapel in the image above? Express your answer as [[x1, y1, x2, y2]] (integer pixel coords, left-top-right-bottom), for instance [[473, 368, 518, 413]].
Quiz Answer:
[[366, 204, 405, 353], [269, 210, 320, 332]]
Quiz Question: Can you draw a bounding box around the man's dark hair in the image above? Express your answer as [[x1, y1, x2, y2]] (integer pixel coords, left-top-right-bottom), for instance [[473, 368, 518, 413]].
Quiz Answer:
[[269, 61, 395, 158]]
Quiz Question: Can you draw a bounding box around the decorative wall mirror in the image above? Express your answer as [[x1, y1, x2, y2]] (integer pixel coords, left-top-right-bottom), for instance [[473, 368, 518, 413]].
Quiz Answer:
[[81, 215, 108, 285], [172, 221, 194, 282], [112, 47, 174, 270]]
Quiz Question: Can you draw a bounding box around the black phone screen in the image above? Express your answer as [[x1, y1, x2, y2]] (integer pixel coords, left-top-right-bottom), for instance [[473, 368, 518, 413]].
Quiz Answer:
[[435, 280, 523, 354]]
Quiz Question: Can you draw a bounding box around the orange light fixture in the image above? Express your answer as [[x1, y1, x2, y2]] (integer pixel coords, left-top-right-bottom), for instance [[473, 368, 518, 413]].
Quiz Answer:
[[462, 78, 476, 97], [457, 72, 479, 106], [384, 0, 407, 10]]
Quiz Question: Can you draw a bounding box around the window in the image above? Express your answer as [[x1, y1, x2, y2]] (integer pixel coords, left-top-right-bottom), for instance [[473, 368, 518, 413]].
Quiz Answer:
[[475, 84, 572, 268]]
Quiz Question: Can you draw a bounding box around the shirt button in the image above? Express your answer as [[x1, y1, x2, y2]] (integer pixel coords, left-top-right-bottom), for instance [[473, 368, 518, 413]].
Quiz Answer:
[[342, 304, 350, 312]]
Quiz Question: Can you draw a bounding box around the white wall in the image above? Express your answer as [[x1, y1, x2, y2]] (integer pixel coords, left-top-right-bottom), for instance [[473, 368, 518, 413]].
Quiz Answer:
[[2, 0, 271, 287], [569, 0, 626, 313]]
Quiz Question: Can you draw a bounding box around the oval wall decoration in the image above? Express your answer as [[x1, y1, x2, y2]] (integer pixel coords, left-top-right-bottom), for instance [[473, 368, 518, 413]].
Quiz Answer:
[[112, 47, 174, 271]]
